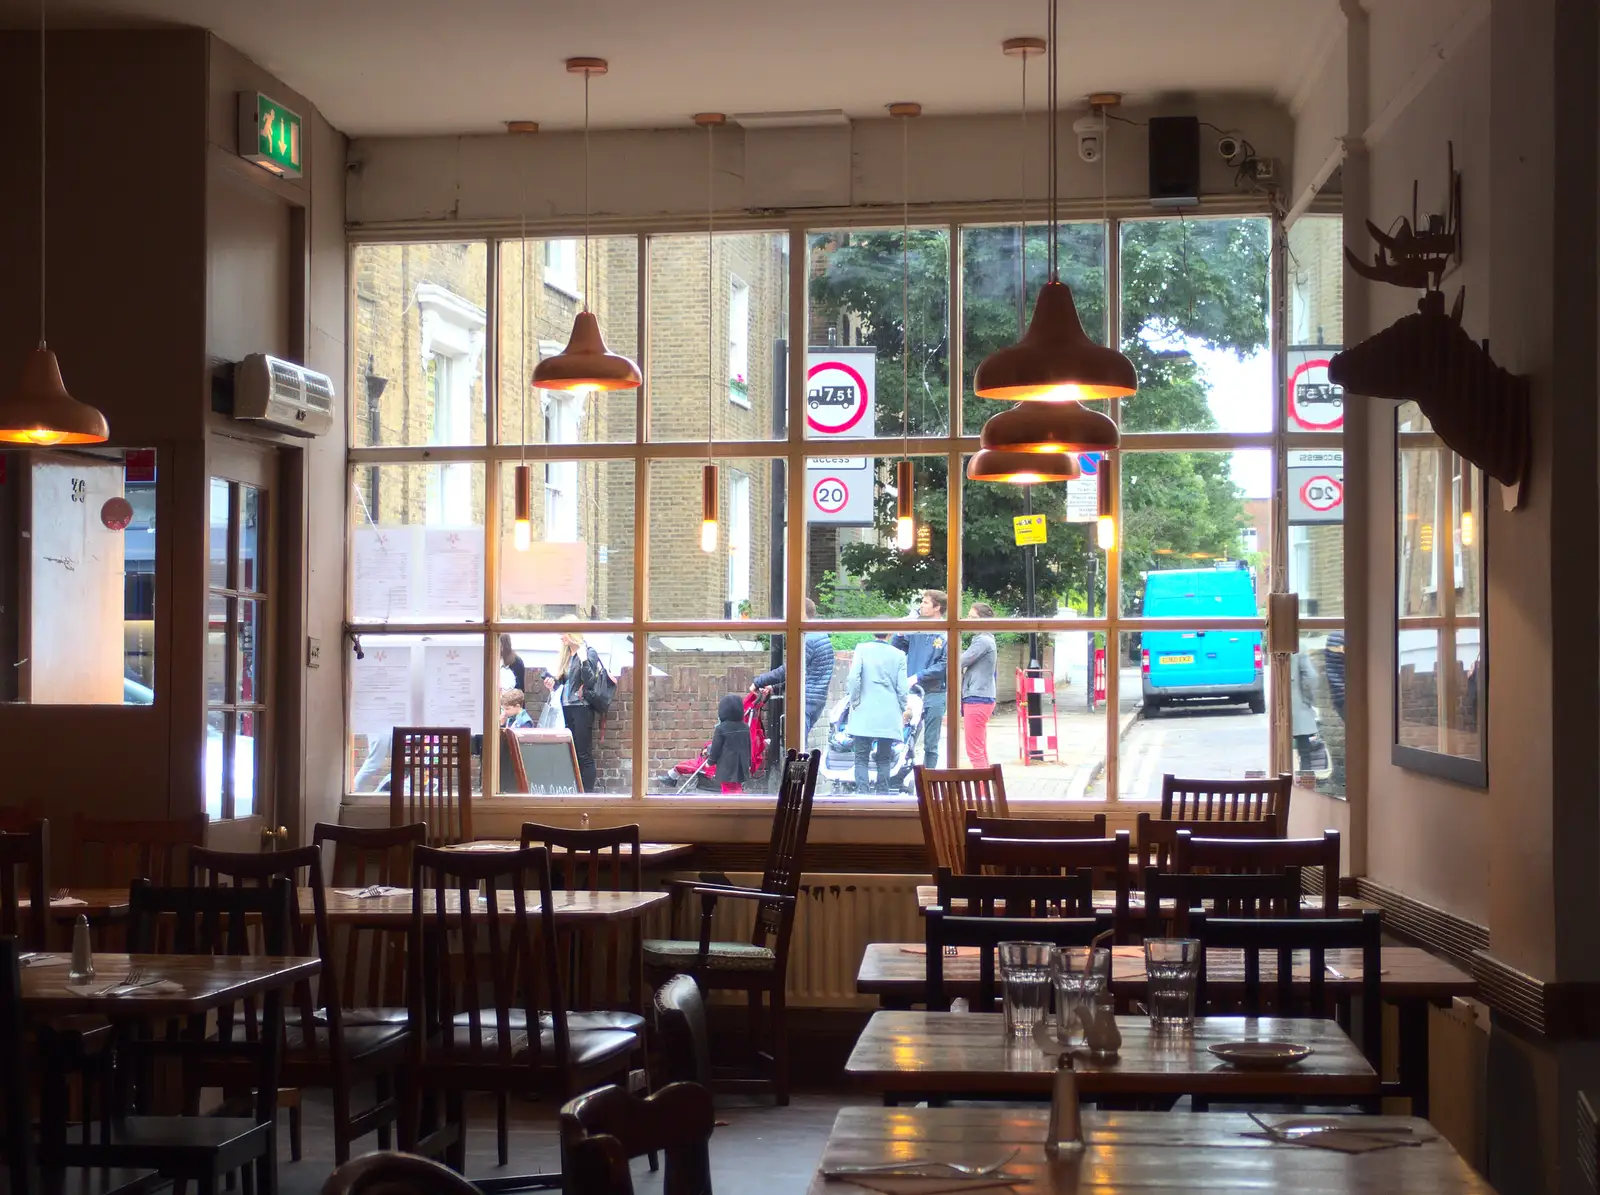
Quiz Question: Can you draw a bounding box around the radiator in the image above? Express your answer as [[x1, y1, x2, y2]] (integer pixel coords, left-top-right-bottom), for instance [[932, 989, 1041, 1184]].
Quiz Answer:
[[652, 872, 925, 1009]]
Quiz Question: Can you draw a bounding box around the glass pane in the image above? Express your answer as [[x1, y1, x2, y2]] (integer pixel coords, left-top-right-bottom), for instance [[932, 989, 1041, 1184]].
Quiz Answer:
[[1119, 216, 1271, 434], [501, 631, 632, 795], [806, 456, 942, 621], [352, 242, 489, 448], [1287, 213, 1345, 431], [235, 710, 257, 817], [122, 450, 158, 702], [806, 227, 951, 438], [1299, 629, 1347, 798], [793, 622, 841, 756], [497, 458, 635, 621], [961, 221, 1108, 435], [647, 232, 789, 441], [209, 477, 230, 589], [647, 635, 785, 796], [1119, 630, 1269, 800], [349, 462, 487, 623], [1121, 450, 1270, 615], [1288, 450, 1343, 617], [205, 709, 228, 819], [239, 485, 265, 592], [499, 236, 639, 445], [347, 633, 487, 795], [647, 458, 785, 620], [206, 595, 228, 705], [960, 454, 1101, 619], [237, 599, 263, 706]]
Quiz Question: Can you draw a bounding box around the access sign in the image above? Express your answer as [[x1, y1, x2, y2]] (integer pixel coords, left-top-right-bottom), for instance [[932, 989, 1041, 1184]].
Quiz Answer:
[[1013, 514, 1048, 546], [804, 458, 874, 526], [238, 92, 303, 178], [1287, 449, 1344, 524], [805, 346, 876, 526], [1288, 346, 1343, 430]]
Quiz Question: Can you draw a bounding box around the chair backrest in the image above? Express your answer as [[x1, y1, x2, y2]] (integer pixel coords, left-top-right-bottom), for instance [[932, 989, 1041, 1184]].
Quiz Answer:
[[391, 727, 474, 846], [965, 812, 1107, 842], [924, 907, 1110, 1012], [315, 821, 426, 889], [319, 1151, 482, 1195], [0, 936, 35, 1195], [962, 830, 1132, 938], [561, 1082, 715, 1195], [1192, 909, 1383, 1069], [915, 765, 1008, 874], [73, 812, 207, 888], [748, 750, 818, 952], [1176, 829, 1339, 914], [1160, 772, 1291, 828], [0, 808, 39, 834], [0, 822, 49, 951], [1141, 867, 1306, 937], [313, 823, 424, 1011], [1135, 812, 1280, 875], [563, 1134, 635, 1195], [653, 974, 712, 1087], [521, 822, 642, 893], [935, 866, 1097, 920], [409, 844, 566, 1073]]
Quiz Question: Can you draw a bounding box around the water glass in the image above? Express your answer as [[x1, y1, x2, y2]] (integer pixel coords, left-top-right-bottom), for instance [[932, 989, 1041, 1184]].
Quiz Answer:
[[998, 941, 1053, 1035], [1051, 946, 1111, 1044], [1144, 938, 1201, 1028]]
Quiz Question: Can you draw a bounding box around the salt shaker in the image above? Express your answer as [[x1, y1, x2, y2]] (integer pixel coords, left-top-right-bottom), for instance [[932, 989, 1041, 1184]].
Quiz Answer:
[[1044, 1051, 1084, 1155], [68, 915, 95, 984]]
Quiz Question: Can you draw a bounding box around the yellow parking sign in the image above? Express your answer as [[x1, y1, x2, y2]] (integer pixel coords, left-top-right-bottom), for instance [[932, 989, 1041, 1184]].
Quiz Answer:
[[1013, 514, 1048, 545]]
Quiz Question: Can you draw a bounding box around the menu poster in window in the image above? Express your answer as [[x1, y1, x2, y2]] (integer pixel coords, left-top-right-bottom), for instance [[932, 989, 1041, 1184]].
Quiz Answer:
[[350, 644, 412, 736], [423, 529, 484, 619], [423, 644, 482, 729], [352, 527, 414, 620]]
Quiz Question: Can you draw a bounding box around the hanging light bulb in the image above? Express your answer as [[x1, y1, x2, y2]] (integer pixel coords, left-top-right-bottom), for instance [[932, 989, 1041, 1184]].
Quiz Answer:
[[966, 449, 1081, 485], [701, 463, 719, 553], [895, 459, 915, 551], [1096, 464, 1116, 550], [0, 0, 108, 446], [532, 59, 641, 392], [1459, 461, 1476, 547], [513, 463, 532, 552]]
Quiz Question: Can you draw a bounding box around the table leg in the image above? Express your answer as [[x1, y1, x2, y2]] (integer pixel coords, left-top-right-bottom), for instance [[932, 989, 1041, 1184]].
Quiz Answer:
[[1396, 998, 1431, 1118], [257, 987, 284, 1195]]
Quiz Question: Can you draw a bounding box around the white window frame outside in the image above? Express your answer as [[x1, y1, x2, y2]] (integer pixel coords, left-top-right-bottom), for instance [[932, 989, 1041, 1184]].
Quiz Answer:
[[728, 274, 751, 408], [544, 238, 581, 300], [726, 470, 751, 613], [416, 282, 486, 527]]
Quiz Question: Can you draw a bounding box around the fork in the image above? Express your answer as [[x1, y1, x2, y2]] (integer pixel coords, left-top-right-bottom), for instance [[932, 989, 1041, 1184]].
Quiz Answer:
[[826, 1149, 1019, 1178], [98, 967, 144, 996]]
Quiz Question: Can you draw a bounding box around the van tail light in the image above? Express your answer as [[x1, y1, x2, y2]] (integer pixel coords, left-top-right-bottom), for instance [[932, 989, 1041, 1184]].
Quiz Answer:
[[1253, 642, 1263, 670], [1141, 650, 1151, 675]]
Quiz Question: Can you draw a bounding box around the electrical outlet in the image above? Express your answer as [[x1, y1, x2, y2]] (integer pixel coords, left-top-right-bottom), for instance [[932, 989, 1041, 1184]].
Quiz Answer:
[[307, 637, 321, 669]]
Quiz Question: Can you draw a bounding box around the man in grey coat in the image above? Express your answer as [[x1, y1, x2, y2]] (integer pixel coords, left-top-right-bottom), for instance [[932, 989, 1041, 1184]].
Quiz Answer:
[[846, 632, 910, 794]]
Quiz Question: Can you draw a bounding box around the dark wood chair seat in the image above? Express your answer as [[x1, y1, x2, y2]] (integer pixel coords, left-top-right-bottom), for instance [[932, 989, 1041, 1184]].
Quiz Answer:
[[424, 1025, 638, 1068], [2, 1165, 164, 1195], [450, 1008, 646, 1034], [55, 1115, 272, 1182], [640, 939, 777, 973]]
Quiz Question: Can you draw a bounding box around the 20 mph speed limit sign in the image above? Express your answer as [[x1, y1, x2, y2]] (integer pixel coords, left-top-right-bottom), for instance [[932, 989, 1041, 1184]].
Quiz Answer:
[[804, 457, 874, 526], [805, 346, 877, 526], [1288, 450, 1344, 524]]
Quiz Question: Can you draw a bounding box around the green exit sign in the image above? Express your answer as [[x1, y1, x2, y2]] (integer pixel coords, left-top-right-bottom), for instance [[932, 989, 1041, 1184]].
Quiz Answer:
[[238, 92, 303, 178]]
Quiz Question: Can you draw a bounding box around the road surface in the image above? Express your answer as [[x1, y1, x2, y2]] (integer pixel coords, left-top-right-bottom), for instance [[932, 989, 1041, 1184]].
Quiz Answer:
[[1116, 703, 1270, 801]]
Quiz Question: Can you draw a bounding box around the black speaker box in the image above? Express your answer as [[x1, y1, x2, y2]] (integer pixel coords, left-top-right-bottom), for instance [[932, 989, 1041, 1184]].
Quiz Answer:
[[1148, 115, 1200, 208]]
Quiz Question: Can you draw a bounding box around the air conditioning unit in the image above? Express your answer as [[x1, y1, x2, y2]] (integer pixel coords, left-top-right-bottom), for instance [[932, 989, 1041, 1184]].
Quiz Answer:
[[232, 353, 334, 437]]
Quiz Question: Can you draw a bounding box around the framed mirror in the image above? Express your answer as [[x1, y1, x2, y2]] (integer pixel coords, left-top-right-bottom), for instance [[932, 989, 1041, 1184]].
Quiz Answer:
[[1393, 402, 1485, 785]]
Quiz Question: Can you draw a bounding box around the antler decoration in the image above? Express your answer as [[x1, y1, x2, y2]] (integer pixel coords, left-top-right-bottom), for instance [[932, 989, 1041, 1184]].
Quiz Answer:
[[1329, 143, 1529, 503]]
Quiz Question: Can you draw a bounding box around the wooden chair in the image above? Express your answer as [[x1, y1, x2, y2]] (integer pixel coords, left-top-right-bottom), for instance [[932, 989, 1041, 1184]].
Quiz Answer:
[[406, 844, 640, 1180], [72, 814, 206, 889], [643, 749, 817, 1106], [964, 830, 1133, 941], [0, 821, 49, 951], [914, 765, 1008, 875], [1135, 812, 1280, 876], [188, 845, 409, 1166], [560, 1082, 714, 1195], [313, 822, 426, 1027], [320, 1151, 482, 1195], [0, 806, 41, 834], [1175, 829, 1340, 913], [935, 866, 1098, 919], [1160, 772, 1292, 829], [965, 812, 1107, 842], [653, 975, 712, 1088], [923, 908, 1110, 1013], [390, 727, 474, 846], [1140, 867, 1307, 937]]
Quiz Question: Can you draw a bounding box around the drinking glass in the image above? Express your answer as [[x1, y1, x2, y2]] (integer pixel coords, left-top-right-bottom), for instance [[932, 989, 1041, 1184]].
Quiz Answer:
[[1052, 946, 1111, 1044], [998, 941, 1053, 1035], [1143, 938, 1201, 1028]]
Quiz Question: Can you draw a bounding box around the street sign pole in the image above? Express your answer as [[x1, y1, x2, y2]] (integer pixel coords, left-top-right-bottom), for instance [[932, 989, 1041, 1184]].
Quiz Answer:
[[1023, 489, 1043, 759]]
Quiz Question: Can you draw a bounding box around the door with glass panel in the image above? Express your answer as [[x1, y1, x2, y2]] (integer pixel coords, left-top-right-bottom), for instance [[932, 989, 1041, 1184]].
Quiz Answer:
[[205, 446, 276, 851]]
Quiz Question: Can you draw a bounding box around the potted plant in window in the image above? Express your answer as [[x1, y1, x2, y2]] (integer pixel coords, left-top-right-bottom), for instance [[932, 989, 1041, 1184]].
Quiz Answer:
[[729, 373, 749, 400]]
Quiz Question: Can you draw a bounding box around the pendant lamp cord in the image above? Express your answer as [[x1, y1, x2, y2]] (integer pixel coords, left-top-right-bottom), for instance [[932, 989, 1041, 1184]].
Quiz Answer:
[[1047, 0, 1058, 283], [582, 68, 591, 313], [901, 111, 910, 461], [519, 145, 528, 461], [1019, 47, 1027, 333], [38, 0, 47, 347], [707, 118, 715, 458]]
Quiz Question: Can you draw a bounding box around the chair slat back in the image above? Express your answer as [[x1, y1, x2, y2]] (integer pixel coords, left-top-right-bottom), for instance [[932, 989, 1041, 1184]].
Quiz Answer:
[[915, 765, 1009, 874], [0, 822, 49, 950], [561, 1082, 715, 1195], [965, 813, 1107, 843], [935, 866, 1097, 920], [521, 823, 642, 893], [73, 813, 206, 888], [1141, 867, 1305, 937], [1176, 829, 1339, 914], [410, 844, 563, 1073], [391, 728, 474, 846], [924, 907, 1111, 1012], [1135, 813, 1281, 875], [962, 831, 1131, 941], [315, 822, 425, 1011], [0, 808, 39, 834], [1160, 772, 1291, 828], [749, 750, 817, 951]]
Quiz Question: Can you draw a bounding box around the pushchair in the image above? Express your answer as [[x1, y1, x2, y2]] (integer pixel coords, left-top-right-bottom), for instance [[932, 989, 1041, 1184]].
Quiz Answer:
[[659, 689, 771, 794], [818, 684, 926, 795]]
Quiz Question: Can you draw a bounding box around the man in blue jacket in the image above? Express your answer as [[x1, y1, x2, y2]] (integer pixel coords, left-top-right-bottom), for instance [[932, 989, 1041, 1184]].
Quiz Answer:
[[893, 589, 948, 770], [753, 597, 836, 747]]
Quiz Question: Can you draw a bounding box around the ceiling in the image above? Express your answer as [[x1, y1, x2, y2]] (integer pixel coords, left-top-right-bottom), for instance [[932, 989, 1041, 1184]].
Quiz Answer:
[[0, 0, 1338, 136]]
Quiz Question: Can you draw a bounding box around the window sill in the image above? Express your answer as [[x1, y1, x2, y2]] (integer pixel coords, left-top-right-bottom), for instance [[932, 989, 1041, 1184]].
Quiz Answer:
[[543, 278, 583, 303], [728, 392, 752, 409]]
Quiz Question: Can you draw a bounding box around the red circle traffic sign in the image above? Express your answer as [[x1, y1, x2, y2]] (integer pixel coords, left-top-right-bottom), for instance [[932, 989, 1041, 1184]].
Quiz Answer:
[[805, 360, 870, 435], [1299, 474, 1343, 512], [1288, 357, 1343, 431], [811, 476, 849, 515]]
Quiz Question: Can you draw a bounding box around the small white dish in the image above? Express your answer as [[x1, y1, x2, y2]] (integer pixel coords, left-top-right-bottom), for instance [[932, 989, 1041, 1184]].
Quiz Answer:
[[1208, 1040, 1313, 1069]]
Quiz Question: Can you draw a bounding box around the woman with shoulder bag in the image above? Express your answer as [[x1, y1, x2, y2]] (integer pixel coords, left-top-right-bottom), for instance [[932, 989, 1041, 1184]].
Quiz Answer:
[[547, 621, 601, 791]]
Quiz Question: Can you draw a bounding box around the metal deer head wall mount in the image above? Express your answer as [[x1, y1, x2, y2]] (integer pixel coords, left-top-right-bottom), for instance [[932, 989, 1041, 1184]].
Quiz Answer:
[[1328, 144, 1529, 507]]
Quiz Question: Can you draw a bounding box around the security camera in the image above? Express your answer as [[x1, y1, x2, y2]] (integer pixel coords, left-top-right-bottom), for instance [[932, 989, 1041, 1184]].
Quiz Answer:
[[1217, 134, 1242, 162], [1073, 114, 1105, 163]]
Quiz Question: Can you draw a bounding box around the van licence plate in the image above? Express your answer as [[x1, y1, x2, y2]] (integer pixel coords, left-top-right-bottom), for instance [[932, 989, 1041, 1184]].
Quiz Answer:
[[1158, 654, 1194, 665]]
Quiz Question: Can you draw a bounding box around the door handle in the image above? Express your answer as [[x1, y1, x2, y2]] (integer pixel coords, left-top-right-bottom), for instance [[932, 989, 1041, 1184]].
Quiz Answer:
[[260, 825, 288, 850]]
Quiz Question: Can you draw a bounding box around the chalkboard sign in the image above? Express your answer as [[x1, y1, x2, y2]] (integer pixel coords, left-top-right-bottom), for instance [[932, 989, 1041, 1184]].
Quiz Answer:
[[500, 727, 583, 794]]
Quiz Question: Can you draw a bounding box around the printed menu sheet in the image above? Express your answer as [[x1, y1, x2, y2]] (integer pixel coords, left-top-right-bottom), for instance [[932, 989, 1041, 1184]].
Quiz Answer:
[[423, 644, 482, 729], [350, 644, 412, 736]]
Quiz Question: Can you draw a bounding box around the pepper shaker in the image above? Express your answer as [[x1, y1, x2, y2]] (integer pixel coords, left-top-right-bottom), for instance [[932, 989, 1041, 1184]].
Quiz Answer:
[[1044, 1051, 1084, 1155], [68, 915, 95, 984]]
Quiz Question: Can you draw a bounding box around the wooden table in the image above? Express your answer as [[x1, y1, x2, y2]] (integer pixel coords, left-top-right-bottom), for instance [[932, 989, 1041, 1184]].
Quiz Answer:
[[308, 887, 668, 927], [443, 839, 694, 864], [811, 1106, 1495, 1194], [915, 884, 1378, 915], [857, 941, 1471, 1116], [845, 1010, 1378, 1101], [22, 888, 132, 921]]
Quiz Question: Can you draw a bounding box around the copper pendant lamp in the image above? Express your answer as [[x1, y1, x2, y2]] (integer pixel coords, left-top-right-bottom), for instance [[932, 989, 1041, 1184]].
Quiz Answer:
[[532, 58, 641, 392], [979, 397, 1117, 454], [0, 0, 108, 446], [966, 449, 1081, 484]]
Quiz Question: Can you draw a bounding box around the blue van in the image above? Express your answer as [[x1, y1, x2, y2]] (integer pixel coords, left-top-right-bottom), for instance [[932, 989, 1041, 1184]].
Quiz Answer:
[[1139, 567, 1264, 715]]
